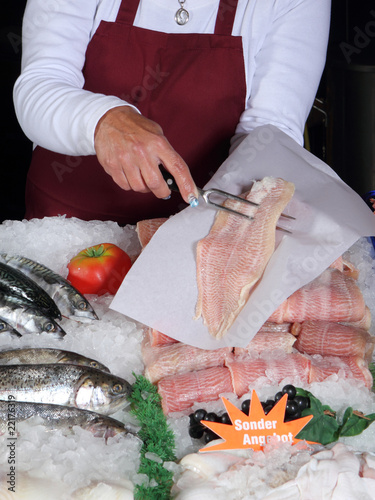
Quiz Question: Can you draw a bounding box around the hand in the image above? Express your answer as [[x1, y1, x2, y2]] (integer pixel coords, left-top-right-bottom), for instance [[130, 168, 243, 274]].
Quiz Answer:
[[94, 106, 198, 203]]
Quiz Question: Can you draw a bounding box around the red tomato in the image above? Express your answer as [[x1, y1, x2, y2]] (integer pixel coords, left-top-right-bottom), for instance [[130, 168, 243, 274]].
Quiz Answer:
[[67, 243, 132, 295]]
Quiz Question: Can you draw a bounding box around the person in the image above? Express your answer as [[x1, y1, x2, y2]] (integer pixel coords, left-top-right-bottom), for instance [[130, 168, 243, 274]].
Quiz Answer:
[[14, 0, 331, 225]]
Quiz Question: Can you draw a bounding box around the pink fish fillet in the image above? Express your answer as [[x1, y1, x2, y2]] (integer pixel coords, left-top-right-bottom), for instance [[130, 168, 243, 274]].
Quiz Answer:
[[227, 353, 311, 397], [268, 269, 366, 324], [329, 256, 359, 279], [142, 342, 233, 383], [292, 321, 375, 361], [309, 356, 373, 389], [158, 366, 234, 414], [136, 217, 168, 248], [195, 177, 295, 339], [147, 328, 178, 347], [343, 306, 372, 331], [234, 329, 296, 357]]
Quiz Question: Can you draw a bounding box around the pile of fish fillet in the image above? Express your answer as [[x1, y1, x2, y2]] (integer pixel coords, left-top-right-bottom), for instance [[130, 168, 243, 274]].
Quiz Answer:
[[137, 177, 374, 415]]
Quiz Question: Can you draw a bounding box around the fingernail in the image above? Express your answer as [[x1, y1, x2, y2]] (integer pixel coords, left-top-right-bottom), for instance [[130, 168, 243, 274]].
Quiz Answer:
[[188, 194, 199, 208], [162, 195, 171, 200]]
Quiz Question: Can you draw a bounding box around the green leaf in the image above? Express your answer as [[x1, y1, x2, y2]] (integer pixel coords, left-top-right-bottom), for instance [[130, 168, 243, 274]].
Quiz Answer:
[[369, 363, 375, 392], [295, 390, 340, 445], [339, 407, 375, 437]]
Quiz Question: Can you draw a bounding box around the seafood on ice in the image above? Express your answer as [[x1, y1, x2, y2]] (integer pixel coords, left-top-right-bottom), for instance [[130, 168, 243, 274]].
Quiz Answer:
[[0, 261, 61, 320], [0, 293, 66, 338], [0, 347, 111, 372], [0, 252, 98, 321], [138, 245, 374, 414], [0, 363, 132, 415], [173, 443, 375, 499], [0, 400, 136, 440]]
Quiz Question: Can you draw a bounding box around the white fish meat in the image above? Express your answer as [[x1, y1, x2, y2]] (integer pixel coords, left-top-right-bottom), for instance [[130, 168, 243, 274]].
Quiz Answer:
[[195, 177, 295, 338]]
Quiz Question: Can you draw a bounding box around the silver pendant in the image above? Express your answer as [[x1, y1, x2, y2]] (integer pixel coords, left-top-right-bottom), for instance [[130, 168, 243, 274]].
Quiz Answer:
[[175, 1, 189, 25]]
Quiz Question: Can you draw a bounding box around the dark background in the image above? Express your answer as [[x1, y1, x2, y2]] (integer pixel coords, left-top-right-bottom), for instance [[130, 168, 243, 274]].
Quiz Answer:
[[1, 0, 375, 223]]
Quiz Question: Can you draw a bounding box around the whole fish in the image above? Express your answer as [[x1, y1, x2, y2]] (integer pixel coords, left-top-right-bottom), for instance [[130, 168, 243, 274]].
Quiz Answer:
[[0, 348, 110, 372], [0, 294, 65, 338], [0, 262, 61, 320], [0, 319, 21, 337], [0, 364, 132, 415], [0, 253, 98, 321], [0, 400, 137, 439]]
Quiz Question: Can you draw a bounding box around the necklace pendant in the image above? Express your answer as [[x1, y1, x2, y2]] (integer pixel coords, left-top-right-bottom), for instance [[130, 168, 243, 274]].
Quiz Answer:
[[175, 7, 189, 25]]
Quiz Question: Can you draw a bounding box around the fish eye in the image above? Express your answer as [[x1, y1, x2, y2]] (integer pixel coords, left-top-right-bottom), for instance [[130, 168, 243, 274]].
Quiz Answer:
[[90, 361, 99, 369], [44, 322, 56, 332], [77, 300, 88, 311], [112, 383, 123, 394], [0, 321, 6, 331]]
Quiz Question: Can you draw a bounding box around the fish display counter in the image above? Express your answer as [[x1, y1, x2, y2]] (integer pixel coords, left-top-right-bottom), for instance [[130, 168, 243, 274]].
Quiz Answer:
[[0, 214, 374, 499]]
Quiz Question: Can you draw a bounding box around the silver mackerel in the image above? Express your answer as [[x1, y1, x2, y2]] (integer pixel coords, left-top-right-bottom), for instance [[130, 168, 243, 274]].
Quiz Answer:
[[0, 253, 98, 321]]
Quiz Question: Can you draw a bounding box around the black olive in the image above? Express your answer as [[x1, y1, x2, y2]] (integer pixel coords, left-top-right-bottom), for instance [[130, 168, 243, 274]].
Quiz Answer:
[[220, 412, 231, 425], [264, 399, 275, 408], [274, 391, 283, 402], [204, 430, 219, 444], [189, 424, 205, 439], [263, 404, 274, 415], [193, 409, 207, 422], [282, 385, 297, 400], [241, 399, 251, 415], [286, 400, 299, 416], [294, 396, 310, 411], [204, 412, 219, 422]]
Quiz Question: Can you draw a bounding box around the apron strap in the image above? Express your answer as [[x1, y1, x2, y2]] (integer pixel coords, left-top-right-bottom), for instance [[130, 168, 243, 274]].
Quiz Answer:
[[214, 0, 239, 35], [116, 0, 140, 24]]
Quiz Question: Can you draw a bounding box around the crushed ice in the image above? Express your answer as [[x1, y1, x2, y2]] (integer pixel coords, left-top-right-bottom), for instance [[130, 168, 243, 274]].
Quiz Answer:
[[0, 217, 374, 498]]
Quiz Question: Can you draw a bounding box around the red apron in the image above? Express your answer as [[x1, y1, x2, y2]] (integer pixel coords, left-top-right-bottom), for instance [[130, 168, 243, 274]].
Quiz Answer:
[[25, 0, 246, 225]]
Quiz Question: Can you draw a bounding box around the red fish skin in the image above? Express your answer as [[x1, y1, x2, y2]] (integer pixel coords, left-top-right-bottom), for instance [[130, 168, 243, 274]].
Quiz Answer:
[[195, 177, 295, 339], [157, 366, 234, 414], [268, 269, 366, 324], [293, 321, 375, 361]]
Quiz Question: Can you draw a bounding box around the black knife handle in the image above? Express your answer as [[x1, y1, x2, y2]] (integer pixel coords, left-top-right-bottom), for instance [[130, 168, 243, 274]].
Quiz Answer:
[[159, 165, 179, 192]]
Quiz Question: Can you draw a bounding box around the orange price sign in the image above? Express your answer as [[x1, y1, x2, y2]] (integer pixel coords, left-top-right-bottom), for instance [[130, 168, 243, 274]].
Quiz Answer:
[[199, 390, 315, 452]]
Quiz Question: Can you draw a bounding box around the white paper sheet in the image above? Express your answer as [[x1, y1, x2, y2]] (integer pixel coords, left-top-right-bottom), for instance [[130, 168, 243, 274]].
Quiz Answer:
[[110, 126, 375, 349]]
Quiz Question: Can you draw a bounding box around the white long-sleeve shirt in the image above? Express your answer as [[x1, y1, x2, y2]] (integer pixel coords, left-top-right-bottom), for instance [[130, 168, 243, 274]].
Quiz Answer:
[[14, 0, 331, 156]]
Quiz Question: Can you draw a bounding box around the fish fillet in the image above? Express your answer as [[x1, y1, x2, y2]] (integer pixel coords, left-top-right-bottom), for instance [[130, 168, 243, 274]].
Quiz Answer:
[[309, 355, 373, 389], [136, 217, 167, 248], [147, 328, 178, 347], [330, 256, 359, 279], [234, 328, 296, 357], [195, 177, 295, 339], [142, 342, 233, 383], [227, 353, 311, 397], [268, 268, 366, 323], [293, 320, 375, 361], [158, 366, 234, 414], [343, 306, 372, 331]]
